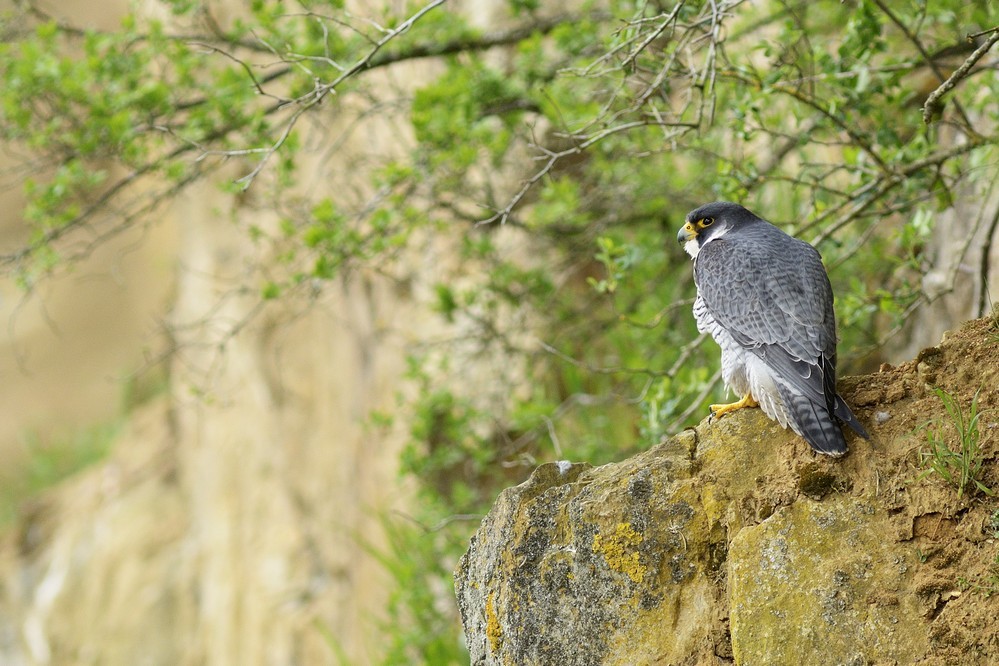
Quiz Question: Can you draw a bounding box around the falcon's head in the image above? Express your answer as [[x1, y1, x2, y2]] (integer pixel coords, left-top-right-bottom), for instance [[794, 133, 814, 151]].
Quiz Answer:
[[677, 201, 757, 259]]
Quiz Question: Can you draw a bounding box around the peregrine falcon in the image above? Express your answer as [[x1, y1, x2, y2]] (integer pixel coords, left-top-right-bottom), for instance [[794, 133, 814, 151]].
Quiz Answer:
[[677, 201, 868, 456]]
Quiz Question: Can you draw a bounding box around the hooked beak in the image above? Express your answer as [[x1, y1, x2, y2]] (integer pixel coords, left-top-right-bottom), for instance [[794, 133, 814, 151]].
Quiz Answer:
[[677, 221, 697, 245]]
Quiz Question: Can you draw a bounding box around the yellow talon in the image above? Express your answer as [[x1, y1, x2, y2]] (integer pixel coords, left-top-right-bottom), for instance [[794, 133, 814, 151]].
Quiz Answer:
[[710, 392, 759, 420]]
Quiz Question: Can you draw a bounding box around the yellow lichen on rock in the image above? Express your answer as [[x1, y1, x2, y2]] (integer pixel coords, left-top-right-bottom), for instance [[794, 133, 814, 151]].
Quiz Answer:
[[591, 522, 646, 583], [485, 591, 502, 653]]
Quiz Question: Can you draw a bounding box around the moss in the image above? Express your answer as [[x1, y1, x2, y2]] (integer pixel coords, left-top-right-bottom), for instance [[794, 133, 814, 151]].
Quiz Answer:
[[729, 500, 929, 665], [592, 522, 646, 583], [798, 462, 839, 500]]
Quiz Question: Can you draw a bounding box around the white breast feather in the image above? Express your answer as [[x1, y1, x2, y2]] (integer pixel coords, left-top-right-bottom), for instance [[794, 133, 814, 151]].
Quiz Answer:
[[693, 293, 794, 434]]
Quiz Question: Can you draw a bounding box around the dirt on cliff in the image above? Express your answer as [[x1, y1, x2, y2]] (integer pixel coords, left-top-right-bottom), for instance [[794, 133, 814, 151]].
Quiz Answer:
[[722, 314, 999, 663]]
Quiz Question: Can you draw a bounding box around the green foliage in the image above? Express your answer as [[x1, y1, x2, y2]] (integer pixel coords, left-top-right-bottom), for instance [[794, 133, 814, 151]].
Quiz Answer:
[[589, 235, 639, 294], [402, 388, 495, 510], [363, 513, 469, 665], [412, 56, 525, 181], [917, 389, 995, 499]]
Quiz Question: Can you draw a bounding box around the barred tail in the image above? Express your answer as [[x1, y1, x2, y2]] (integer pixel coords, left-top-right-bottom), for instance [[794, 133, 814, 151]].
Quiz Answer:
[[776, 383, 848, 457], [834, 395, 869, 439]]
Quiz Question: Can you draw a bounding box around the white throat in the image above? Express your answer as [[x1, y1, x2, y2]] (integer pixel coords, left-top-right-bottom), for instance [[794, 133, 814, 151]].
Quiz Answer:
[[684, 238, 700, 259]]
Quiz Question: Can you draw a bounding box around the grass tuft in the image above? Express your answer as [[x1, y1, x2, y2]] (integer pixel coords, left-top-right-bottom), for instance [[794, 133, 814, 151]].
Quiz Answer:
[[917, 388, 995, 499]]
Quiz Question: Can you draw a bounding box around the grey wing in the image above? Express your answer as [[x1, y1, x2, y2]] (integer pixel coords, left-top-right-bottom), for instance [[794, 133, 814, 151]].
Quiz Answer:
[[695, 231, 850, 453], [694, 231, 835, 369]]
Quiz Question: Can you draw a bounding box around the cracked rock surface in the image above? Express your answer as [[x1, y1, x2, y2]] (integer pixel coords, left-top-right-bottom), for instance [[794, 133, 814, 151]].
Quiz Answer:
[[456, 317, 999, 665]]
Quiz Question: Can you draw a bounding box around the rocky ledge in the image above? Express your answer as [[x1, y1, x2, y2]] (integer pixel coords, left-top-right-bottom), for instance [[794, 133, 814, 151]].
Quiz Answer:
[[456, 317, 999, 665]]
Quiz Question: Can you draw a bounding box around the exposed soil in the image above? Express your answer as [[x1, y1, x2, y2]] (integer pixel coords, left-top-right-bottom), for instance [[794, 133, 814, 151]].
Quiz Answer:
[[728, 315, 999, 662]]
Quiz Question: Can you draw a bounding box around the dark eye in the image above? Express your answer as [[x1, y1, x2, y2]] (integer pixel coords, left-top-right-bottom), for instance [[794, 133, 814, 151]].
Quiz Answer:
[[701, 217, 714, 227]]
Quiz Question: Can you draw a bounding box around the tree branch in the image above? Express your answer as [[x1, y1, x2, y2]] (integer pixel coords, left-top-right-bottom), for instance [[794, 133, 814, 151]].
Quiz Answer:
[[923, 27, 999, 125], [976, 201, 999, 318], [808, 139, 990, 246], [870, 0, 975, 131], [2, 6, 588, 271], [232, 6, 593, 189]]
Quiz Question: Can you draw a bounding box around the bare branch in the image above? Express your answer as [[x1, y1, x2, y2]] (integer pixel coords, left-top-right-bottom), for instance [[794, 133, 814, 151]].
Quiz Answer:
[[804, 139, 990, 245], [623, 2, 686, 71], [976, 201, 999, 318], [770, 80, 889, 173], [230, 0, 446, 189], [720, 69, 890, 174], [0, 5, 593, 282], [871, 0, 975, 131], [480, 119, 697, 226], [231, 5, 595, 190], [967, 26, 999, 41], [187, 42, 291, 104], [923, 27, 999, 125]]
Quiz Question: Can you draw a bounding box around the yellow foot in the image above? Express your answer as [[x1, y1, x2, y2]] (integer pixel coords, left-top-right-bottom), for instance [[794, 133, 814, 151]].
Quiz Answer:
[[710, 393, 759, 421]]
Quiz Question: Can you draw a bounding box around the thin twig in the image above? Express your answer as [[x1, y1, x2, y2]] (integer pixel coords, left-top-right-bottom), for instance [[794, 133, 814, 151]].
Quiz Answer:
[[967, 26, 999, 41], [187, 41, 291, 104], [976, 202, 999, 318], [480, 120, 695, 226], [871, 0, 975, 131], [623, 2, 685, 70], [234, 0, 447, 189], [805, 139, 989, 244], [3, 7, 586, 272], [665, 367, 723, 433], [232, 6, 592, 189], [923, 27, 999, 125]]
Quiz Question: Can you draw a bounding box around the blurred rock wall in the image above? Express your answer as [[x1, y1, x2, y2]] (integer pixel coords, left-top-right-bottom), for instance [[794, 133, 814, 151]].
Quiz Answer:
[[0, 0, 458, 663]]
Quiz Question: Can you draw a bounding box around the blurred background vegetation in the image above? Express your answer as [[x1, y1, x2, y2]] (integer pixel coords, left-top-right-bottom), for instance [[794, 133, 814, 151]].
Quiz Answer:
[[0, 0, 996, 663]]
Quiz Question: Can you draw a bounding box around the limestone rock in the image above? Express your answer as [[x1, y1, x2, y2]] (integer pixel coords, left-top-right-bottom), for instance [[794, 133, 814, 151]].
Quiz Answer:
[[455, 433, 728, 665], [728, 500, 928, 665], [456, 317, 999, 665]]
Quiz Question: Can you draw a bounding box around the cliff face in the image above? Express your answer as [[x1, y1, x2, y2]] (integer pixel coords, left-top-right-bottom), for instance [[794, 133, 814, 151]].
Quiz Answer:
[[456, 317, 999, 665], [0, 1, 533, 661], [0, 172, 423, 664]]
